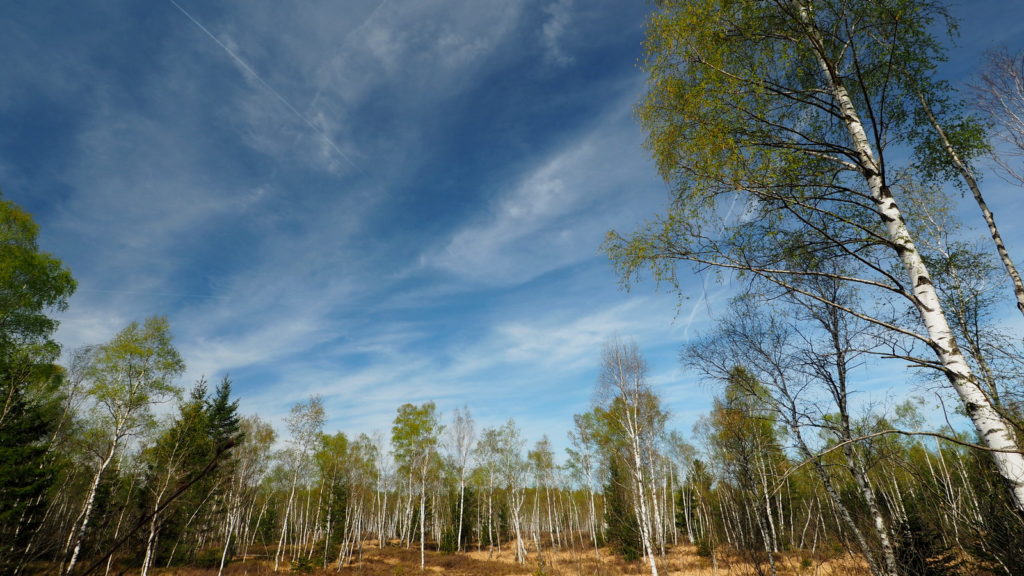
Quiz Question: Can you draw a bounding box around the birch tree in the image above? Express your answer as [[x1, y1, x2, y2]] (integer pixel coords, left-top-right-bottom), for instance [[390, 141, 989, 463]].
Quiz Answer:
[[608, 0, 1024, 510], [699, 369, 787, 576], [527, 436, 557, 554], [391, 402, 442, 571], [314, 431, 348, 566], [687, 295, 902, 576], [912, 93, 1024, 318], [595, 340, 666, 576], [975, 49, 1024, 187], [63, 316, 184, 575], [445, 405, 475, 552], [494, 420, 529, 564], [474, 427, 503, 557], [224, 415, 275, 573], [565, 412, 602, 555], [274, 396, 324, 571], [138, 382, 209, 576]]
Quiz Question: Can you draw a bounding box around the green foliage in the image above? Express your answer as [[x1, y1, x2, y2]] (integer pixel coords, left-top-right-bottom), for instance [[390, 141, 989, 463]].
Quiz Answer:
[[193, 547, 228, 569], [207, 376, 243, 447], [607, 0, 977, 323], [708, 367, 784, 486], [640, 0, 950, 191], [0, 194, 75, 565], [496, 499, 512, 544], [0, 366, 61, 558], [603, 457, 641, 562], [86, 316, 186, 440], [911, 93, 992, 186], [391, 402, 443, 471], [679, 459, 717, 552], [318, 431, 352, 554], [139, 376, 243, 567], [440, 484, 476, 553], [290, 555, 317, 573], [701, 367, 787, 560], [439, 527, 459, 554], [0, 194, 76, 355]]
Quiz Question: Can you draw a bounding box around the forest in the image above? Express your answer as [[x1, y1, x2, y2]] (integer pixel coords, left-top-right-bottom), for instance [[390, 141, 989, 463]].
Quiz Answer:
[[4, 0, 1024, 575]]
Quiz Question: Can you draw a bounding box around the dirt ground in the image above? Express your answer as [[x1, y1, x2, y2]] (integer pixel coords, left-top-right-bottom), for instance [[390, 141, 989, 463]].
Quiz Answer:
[[138, 540, 868, 576]]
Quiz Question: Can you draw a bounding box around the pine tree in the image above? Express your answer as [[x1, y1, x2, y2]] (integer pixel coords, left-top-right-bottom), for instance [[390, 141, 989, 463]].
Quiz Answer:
[[0, 194, 75, 571], [0, 364, 62, 569], [604, 457, 641, 562], [206, 376, 242, 449]]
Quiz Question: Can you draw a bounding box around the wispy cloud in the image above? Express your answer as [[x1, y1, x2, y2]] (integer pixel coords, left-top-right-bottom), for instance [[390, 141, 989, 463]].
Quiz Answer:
[[9, 0, 707, 456], [542, 0, 576, 66], [166, 0, 360, 172], [422, 93, 661, 286]]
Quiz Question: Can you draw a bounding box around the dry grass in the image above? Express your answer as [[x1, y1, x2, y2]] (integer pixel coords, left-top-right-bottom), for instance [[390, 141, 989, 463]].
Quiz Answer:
[[462, 541, 869, 576], [88, 541, 870, 576]]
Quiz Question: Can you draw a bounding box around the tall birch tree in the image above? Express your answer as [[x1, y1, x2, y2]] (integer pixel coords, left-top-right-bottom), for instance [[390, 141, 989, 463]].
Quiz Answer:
[[391, 402, 442, 571], [445, 405, 475, 552], [274, 396, 324, 571], [595, 340, 667, 576], [607, 0, 1024, 510], [63, 317, 184, 575], [493, 420, 529, 564], [975, 49, 1024, 188], [566, 413, 602, 554]]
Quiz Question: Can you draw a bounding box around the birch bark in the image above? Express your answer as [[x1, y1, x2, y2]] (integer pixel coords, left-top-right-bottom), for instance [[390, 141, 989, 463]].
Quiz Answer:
[[917, 94, 1024, 317], [798, 2, 1024, 508], [64, 436, 119, 576]]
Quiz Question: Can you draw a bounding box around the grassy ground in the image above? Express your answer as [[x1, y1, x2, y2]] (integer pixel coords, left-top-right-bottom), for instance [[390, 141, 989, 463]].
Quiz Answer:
[[133, 541, 868, 576]]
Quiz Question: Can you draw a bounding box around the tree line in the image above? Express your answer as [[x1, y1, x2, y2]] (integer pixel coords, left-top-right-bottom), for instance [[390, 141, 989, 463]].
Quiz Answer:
[[3, 300, 1021, 575], [3, 0, 1024, 574]]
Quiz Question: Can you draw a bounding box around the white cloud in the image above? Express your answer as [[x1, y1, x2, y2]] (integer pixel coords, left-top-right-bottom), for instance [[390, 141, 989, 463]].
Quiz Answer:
[[422, 93, 662, 286], [542, 0, 575, 66], [13, 0, 712, 457], [200, 0, 525, 173], [426, 142, 588, 283]]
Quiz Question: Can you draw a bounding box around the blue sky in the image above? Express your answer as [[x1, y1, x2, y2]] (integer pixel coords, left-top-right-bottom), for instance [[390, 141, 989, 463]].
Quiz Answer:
[[2, 1, 1023, 452]]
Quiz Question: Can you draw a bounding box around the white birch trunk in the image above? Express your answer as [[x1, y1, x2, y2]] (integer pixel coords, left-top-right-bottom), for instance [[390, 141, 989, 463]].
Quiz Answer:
[[457, 472, 466, 552], [275, 465, 300, 571], [848, 451, 899, 576], [801, 2, 1024, 510], [217, 506, 234, 576], [918, 94, 1024, 317], [629, 434, 659, 576], [419, 458, 427, 571], [104, 466, 136, 576], [64, 439, 118, 576], [141, 461, 178, 576]]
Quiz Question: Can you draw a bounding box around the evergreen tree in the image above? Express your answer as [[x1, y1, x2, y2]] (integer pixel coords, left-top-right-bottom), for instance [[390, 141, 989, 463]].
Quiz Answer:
[[206, 376, 242, 449], [0, 194, 75, 570], [0, 364, 62, 566], [604, 457, 641, 562]]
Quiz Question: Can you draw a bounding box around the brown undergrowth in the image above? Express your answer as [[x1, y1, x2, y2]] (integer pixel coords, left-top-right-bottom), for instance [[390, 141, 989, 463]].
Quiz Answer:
[[81, 541, 869, 576]]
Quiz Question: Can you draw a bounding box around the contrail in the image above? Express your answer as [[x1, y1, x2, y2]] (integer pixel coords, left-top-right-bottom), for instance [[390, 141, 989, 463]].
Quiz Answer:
[[166, 0, 361, 172], [681, 192, 742, 338]]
